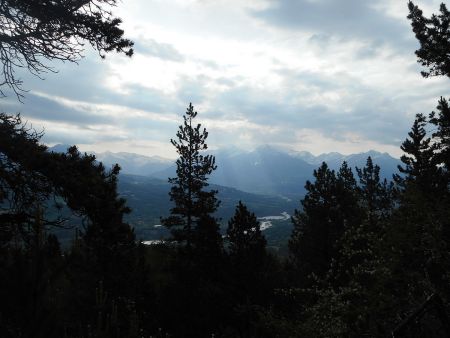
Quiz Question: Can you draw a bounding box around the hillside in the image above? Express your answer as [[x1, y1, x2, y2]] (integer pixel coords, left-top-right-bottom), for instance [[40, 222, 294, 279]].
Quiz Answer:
[[118, 174, 297, 250]]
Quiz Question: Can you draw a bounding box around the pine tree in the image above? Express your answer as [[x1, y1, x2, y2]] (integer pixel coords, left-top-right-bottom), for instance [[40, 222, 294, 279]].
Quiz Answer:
[[356, 157, 394, 227], [301, 160, 395, 337], [227, 201, 267, 264], [430, 97, 450, 172], [429, 98, 450, 244], [387, 111, 450, 324], [406, 4, 450, 301], [289, 162, 361, 283], [394, 113, 438, 193], [162, 103, 219, 248], [226, 201, 270, 337], [158, 104, 226, 337], [192, 214, 223, 270], [408, 1, 450, 78], [289, 162, 338, 281], [335, 161, 364, 232]]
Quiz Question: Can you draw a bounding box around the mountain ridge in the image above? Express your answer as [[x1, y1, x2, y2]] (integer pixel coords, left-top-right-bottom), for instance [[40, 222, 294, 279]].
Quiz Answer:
[[49, 144, 401, 197]]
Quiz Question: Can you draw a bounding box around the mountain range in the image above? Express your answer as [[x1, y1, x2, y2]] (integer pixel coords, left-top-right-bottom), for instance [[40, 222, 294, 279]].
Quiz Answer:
[[81, 144, 400, 197]]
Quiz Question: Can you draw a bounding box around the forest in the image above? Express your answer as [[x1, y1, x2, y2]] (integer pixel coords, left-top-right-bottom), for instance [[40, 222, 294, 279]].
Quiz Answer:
[[1, 1, 450, 337]]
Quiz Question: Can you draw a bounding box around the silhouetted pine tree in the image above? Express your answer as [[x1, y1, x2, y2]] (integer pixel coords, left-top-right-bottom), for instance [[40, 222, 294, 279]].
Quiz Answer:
[[226, 202, 277, 338], [158, 104, 225, 337], [430, 97, 450, 173], [429, 97, 450, 253], [192, 214, 223, 271], [162, 103, 219, 248], [227, 201, 266, 266], [226, 201, 268, 299], [335, 161, 365, 234], [386, 109, 450, 330], [356, 156, 394, 226], [408, 1, 450, 78], [394, 113, 438, 193], [289, 163, 339, 282], [289, 162, 362, 284]]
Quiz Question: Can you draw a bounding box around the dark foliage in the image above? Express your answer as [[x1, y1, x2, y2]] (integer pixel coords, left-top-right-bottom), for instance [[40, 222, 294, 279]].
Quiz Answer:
[[395, 113, 438, 193], [227, 201, 266, 265], [408, 1, 450, 78], [0, 0, 133, 98], [0, 114, 140, 337], [289, 162, 363, 284]]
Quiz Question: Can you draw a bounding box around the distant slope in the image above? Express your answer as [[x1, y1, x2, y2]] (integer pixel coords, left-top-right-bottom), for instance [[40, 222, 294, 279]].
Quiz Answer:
[[152, 145, 315, 198], [292, 150, 400, 180], [212, 145, 315, 197], [118, 174, 300, 253], [118, 174, 298, 247], [152, 146, 401, 196], [118, 174, 298, 224], [46, 173, 298, 248], [48, 144, 173, 176], [95, 152, 172, 176]]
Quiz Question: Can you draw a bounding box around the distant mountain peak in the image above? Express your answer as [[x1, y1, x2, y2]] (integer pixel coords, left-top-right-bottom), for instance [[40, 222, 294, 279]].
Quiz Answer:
[[362, 150, 391, 158], [48, 144, 73, 153], [254, 144, 287, 153], [255, 144, 275, 150], [215, 146, 245, 158]]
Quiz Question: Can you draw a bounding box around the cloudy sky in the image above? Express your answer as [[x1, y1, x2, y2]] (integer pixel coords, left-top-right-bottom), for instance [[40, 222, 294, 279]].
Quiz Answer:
[[1, 0, 449, 158]]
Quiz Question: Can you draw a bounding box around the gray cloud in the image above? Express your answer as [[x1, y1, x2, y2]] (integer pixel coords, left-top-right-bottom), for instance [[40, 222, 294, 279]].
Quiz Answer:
[[114, 83, 184, 114], [41, 131, 88, 146], [134, 39, 185, 62], [2, 93, 109, 127], [176, 75, 210, 105], [41, 129, 126, 146], [208, 67, 413, 149], [252, 0, 414, 51], [10, 55, 114, 104], [4, 53, 184, 122]]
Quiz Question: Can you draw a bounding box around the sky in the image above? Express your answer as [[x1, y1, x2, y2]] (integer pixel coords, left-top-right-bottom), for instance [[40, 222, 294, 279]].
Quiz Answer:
[[1, 0, 449, 159]]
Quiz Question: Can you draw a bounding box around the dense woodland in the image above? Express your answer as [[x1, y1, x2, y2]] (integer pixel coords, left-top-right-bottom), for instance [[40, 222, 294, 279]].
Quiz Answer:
[[1, 1, 450, 337]]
